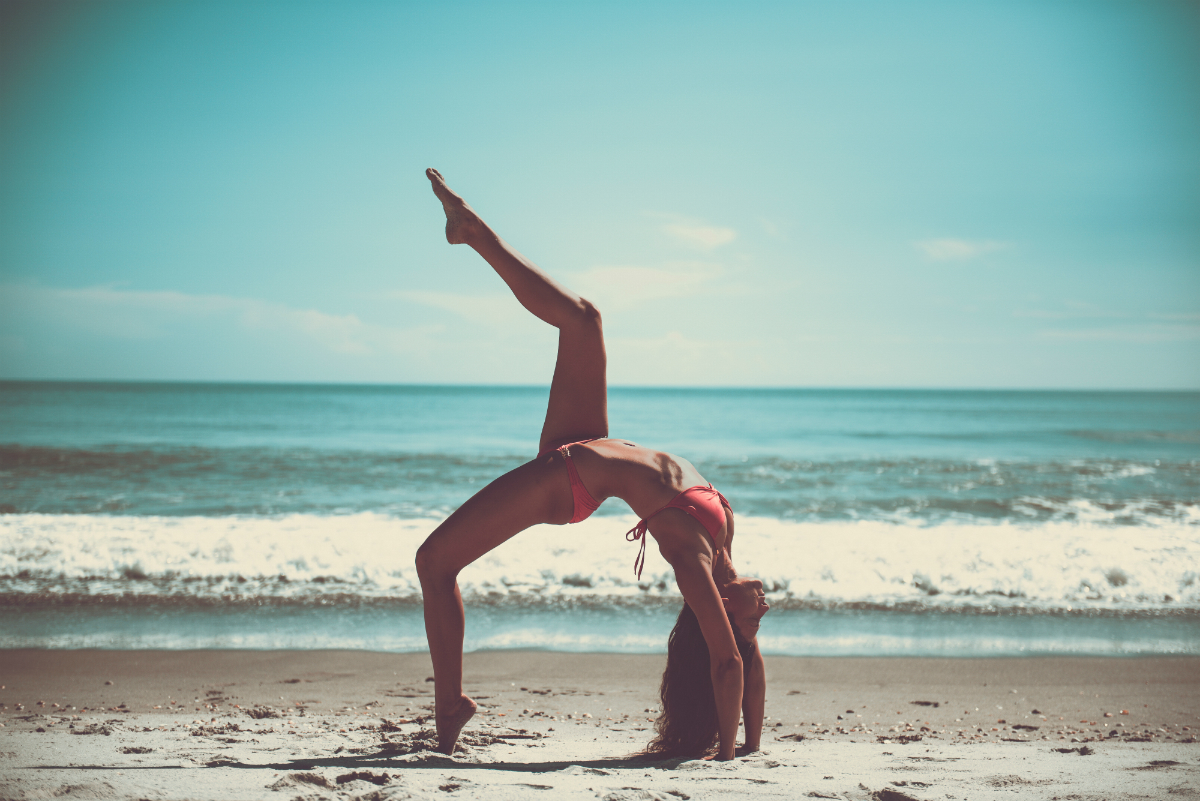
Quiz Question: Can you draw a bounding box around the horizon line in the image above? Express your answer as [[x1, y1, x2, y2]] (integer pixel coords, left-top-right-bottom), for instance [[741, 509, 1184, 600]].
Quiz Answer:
[[1, 378, 1197, 393]]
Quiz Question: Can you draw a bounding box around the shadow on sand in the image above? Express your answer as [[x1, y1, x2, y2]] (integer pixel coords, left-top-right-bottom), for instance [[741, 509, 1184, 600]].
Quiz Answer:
[[31, 746, 697, 774]]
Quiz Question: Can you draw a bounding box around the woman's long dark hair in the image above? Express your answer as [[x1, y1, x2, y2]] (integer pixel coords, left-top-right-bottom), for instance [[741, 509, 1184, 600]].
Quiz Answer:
[[641, 603, 755, 758]]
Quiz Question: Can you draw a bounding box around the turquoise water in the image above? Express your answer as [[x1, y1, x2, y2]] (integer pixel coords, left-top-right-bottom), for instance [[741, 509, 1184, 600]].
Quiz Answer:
[[4, 606, 1197, 657], [2, 381, 1198, 654], [4, 382, 1196, 520]]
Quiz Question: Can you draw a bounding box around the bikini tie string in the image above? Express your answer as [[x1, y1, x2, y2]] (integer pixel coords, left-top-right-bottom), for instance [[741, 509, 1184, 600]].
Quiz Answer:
[[624, 485, 730, 581], [624, 520, 650, 581]]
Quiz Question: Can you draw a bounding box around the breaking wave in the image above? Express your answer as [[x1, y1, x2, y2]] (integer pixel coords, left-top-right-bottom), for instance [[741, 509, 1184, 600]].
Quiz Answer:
[[3, 512, 1197, 613]]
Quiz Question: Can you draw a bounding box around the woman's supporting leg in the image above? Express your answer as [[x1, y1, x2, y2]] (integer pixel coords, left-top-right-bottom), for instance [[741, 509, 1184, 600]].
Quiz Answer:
[[414, 459, 568, 753], [426, 169, 607, 452], [419, 169, 611, 753]]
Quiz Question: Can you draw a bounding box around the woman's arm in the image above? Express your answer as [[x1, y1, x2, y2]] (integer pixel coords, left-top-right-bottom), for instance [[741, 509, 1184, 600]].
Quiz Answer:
[[712, 508, 738, 585], [740, 644, 766, 752], [667, 550, 743, 760]]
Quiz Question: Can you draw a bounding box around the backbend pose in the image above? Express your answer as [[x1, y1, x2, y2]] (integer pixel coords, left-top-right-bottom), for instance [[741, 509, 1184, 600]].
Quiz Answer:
[[415, 169, 769, 760]]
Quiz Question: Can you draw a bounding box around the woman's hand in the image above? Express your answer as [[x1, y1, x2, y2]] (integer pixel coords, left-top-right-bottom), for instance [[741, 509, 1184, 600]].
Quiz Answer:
[[661, 543, 744, 763], [741, 644, 766, 752]]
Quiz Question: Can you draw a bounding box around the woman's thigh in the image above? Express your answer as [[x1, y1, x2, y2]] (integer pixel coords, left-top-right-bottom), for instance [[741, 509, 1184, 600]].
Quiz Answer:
[[539, 316, 608, 454], [418, 458, 572, 575]]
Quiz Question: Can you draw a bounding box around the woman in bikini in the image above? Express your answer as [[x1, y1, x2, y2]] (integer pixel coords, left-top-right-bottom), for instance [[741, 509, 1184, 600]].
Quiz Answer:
[[415, 169, 769, 760]]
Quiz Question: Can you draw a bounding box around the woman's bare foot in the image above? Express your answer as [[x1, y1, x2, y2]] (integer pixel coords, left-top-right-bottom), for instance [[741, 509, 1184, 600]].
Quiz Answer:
[[426, 168, 485, 245], [435, 694, 477, 755]]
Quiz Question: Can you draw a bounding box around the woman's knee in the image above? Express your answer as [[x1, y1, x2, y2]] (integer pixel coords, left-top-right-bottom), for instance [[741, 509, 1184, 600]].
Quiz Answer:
[[415, 538, 459, 583], [567, 297, 602, 330]]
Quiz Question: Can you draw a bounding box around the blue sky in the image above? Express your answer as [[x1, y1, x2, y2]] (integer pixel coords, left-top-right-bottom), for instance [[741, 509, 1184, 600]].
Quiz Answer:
[[1, 0, 1197, 388]]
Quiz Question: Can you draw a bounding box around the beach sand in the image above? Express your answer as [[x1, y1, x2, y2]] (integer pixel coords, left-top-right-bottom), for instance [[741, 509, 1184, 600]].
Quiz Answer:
[[1, 649, 1197, 799]]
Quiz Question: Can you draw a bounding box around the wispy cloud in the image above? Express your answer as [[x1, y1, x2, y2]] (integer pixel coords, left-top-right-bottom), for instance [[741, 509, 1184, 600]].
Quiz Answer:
[[392, 290, 534, 330], [650, 213, 737, 251], [568, 262, 723, 311], [915, 239, 1008, 261], [608, 329, 762, 384], [1014, 300, 1130, 320], [1015, 301, 1200, 342], [394, 264, 726, 319], [1036, 323, 1200, 343], [1, 283, 433, 355], [1150, 312, 1200, 322]]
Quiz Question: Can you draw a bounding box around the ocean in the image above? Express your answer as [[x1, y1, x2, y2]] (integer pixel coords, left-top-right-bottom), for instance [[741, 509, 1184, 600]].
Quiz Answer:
[[2, 381, 1198, 656]]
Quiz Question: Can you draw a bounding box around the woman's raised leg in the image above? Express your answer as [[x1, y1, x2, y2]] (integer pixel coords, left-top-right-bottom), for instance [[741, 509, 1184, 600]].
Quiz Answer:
[[426, 169, 607, 451]]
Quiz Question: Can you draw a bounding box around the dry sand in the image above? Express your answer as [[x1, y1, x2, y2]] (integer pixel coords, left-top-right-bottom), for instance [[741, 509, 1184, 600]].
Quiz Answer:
[[1, 649, 1197, 800]]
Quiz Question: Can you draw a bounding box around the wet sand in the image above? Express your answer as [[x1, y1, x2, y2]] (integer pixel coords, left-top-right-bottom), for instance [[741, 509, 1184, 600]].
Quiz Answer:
[[1, 650, 1197, 799]]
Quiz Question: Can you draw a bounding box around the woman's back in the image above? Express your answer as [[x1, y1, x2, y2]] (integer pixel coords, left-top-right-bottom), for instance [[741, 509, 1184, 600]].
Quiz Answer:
[[563, 438, 734, 584], [563, 438, 709, 515]]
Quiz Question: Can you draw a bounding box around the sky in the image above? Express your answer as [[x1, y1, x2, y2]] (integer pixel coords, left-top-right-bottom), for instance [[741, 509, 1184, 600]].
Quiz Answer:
[[1, 0, 1197, 389]]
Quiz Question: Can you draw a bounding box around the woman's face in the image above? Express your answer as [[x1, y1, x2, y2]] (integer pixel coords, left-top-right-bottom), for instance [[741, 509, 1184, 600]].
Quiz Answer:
[[722, 577, 769, 639]]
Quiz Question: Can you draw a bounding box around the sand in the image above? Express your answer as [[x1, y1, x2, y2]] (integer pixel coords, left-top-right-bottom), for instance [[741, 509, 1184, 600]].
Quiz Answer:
[[1, 649, 1197, 800]]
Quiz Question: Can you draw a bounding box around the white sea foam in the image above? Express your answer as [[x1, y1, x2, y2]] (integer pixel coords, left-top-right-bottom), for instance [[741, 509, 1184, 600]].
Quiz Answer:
[[2, 512, 1198, 610]]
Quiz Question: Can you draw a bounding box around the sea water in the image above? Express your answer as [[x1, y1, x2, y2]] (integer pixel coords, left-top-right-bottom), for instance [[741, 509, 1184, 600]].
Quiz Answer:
[[2, 382, 1198, 655]]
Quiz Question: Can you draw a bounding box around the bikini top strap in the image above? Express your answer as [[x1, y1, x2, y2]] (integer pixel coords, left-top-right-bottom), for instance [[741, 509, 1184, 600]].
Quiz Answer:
[[711, 484, 732, 510]]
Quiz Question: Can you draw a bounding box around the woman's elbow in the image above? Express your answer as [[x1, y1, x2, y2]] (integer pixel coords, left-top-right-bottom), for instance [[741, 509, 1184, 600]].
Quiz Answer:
[[712, 653, 743, 682]]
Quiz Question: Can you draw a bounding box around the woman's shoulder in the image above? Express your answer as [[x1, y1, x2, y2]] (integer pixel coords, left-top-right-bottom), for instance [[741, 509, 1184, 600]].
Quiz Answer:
[[593, 437, 641, 450], [584, 438, 655, 460], [591, 439, 685, 470], [581, 439, 675, 485]]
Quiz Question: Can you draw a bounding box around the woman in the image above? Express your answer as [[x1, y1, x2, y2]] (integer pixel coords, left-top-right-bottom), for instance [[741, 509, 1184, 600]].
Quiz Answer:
[[415, 169, 769, 760], [645, 579, 768, 758]]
